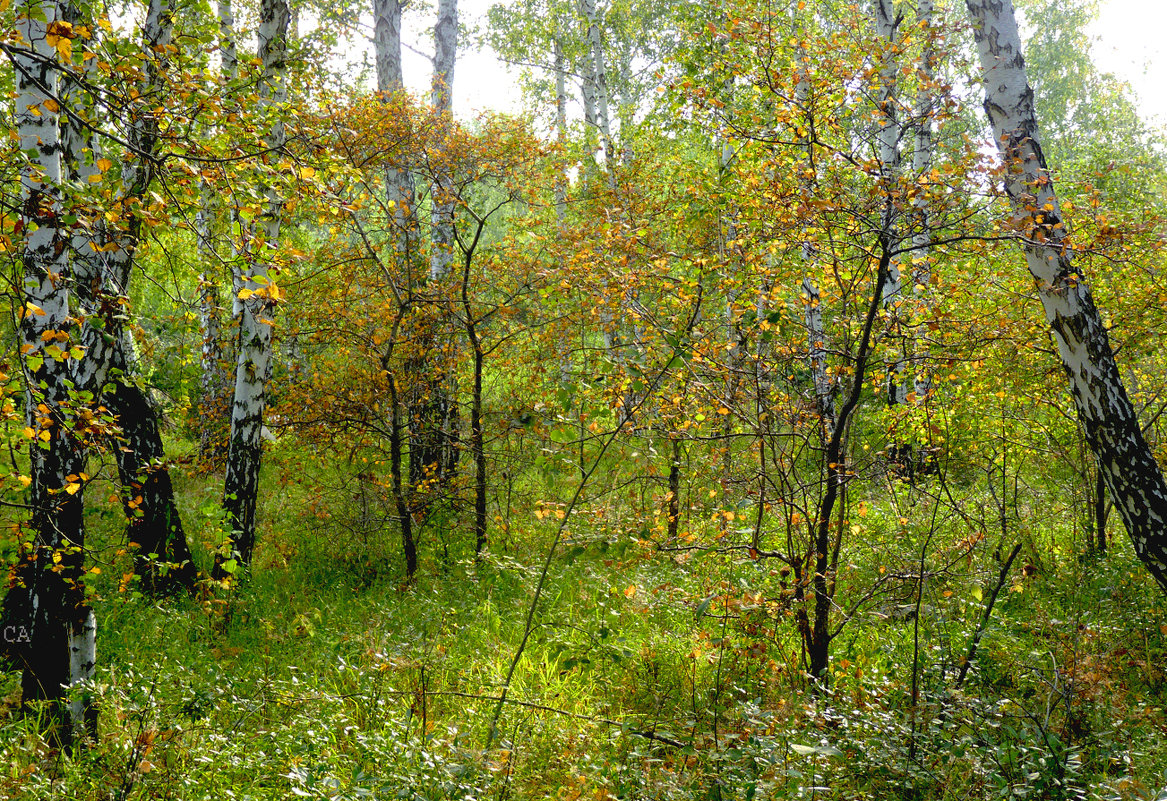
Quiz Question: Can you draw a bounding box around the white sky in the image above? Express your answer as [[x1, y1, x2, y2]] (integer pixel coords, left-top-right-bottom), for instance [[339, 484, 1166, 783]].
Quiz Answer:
[[395, 0, 523, 118], [1089, 1, 1167, 126], [383, 0, 1166, 130]]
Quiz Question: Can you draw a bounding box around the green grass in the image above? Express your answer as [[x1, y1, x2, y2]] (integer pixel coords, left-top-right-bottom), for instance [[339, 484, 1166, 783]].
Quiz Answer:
[[2, 436, 1167, 801]]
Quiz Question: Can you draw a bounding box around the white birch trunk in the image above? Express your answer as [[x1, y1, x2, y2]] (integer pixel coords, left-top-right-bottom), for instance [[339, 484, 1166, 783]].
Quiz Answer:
[[222, 0, 290, 568], [218, 0, 237, 79], [580, 0, 614, 183], [554, 35, 567, 224], [428, 0, 458, 284], [874, 0, 906, 410], [911, 0, 934, 401], [374, 0, 404, 91], [66, 610, 96, 743], [374, 0, 418, 267], [195, 0, 236, 460], [0, 0, 94, 745], [794, 35, 834, 432], [965, 0, 1167, 590]]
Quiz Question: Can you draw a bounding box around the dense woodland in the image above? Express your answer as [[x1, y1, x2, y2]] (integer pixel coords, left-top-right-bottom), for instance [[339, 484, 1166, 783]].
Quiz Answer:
[[1, 0, 1167, 797]]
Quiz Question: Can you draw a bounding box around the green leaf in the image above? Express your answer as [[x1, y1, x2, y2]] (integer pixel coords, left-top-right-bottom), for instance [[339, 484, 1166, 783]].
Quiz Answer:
[[791, 743, 842, 757], [694, 593, 716, 621]]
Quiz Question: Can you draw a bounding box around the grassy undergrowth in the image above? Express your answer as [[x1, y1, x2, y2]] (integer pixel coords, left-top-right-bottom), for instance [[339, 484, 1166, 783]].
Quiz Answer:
[[3, 440, 1167, 800]]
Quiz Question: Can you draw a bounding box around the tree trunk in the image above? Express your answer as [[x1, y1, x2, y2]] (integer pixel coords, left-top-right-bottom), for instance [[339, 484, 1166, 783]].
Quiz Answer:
[[220, 0, 291, 571], [196, 0, 237, 463], [874, 0, 911, 473], [373, 0, 419, 266], [793, 28, 834, 433], [554, 35, 568, 223], [0, 0, 95, 747], [408, 0, 460, 500], [965, 0, 1167, 591], [92, 0, 198, 594], [580, 0, 614, 177], [429, 0, 458, 284], [910, 0, 935, 405]]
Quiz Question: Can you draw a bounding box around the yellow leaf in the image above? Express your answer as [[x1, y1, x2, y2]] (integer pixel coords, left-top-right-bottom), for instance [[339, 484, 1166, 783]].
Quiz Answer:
[[300, 166, 316, 179], [42, 98, 60, 113], [64, 482, 80, 495], [97, 157, 113, 171], [18, 475, 31, 487], [623, 585, 637, 598], [237, 288, 254, 300]]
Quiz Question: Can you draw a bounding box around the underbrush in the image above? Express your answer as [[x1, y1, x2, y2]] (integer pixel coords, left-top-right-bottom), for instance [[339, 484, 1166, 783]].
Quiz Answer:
[[2, 448, 1167, 800]]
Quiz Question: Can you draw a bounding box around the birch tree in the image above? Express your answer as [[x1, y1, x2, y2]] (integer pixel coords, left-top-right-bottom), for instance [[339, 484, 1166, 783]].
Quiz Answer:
[[220, 0, 291, 570], [909, 0, 934, 404], [429, 0, 458, 284], [0, 0, 96, 746], [373, 0, 419, 263], [196, 0, 239, 461], [964, 0, 1167, 592], [82, 0, 197, 594], [408, 0, 460, 495]]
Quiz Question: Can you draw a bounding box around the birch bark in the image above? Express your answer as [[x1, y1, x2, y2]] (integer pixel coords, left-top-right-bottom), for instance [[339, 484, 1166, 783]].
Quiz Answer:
[[429, 0, 458, 284], [109, 0, 197, 593], [910, 0, 934, 403], [874, 0, 907, 414], [196, 0, 239, 460], [374, 0, 418, 267], [221, 0, 291, 569], [965, 0, 1167, 591], [0, 0, 95, 746], [795, 35, 834, 433]]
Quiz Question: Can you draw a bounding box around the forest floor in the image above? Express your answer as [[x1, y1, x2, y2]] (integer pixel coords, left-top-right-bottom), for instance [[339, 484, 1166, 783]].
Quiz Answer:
[[3, 436, 1167, 800]]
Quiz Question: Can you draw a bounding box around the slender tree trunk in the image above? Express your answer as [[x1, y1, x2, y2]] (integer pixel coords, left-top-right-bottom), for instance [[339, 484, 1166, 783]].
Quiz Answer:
[[667, 436, 682, 541], [1093, 467, 1108, 554], [554, 35, 568, 223], [407, 0, 460, 497], [0, 0, 95, 746], [911, 0, 935, 407], [374, 0, 418, 264], [806, 239, 892, 684], [465, 307, 487, 558], [388, 371, 418, 576], [793, 31, 834, 433], [964, 0, 1167, 591], [580, 0, 614, 179], [372, 0, 421, 571], [429, 0, 458, 284], [220, 0, 291, 571], [874, 0, 910, 472]]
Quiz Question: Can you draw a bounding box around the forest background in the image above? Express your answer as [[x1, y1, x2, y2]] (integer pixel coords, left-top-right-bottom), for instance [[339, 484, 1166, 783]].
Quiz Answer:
[[1, 0, 1167, 798]]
